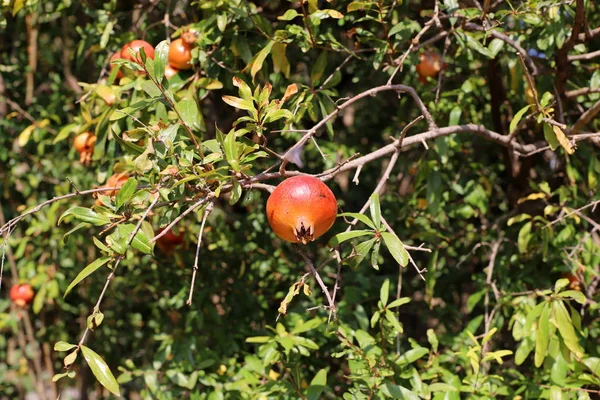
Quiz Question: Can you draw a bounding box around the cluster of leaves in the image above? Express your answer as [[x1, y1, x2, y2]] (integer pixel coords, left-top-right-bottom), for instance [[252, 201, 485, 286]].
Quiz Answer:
[[1, 0, 599, 399]]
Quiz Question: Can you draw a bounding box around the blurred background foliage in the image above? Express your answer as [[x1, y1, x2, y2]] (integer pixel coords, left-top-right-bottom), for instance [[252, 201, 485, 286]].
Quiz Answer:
[[1, 0, 599, 399]]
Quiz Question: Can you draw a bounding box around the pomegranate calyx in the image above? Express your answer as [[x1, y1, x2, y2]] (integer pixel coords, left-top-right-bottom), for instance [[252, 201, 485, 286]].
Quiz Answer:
[[293, 219, 314, 244]]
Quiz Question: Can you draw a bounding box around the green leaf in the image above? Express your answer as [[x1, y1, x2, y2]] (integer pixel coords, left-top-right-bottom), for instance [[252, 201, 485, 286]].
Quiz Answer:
[[347, 2, 376, 12], [543, 123, 560, 150], [64, 257, 111, 297], [380, 232, 409, 267], [306, 369, 327, 400], [232, 76, 253, 101], [117, 224, 154, 255], [278, 9, 300, 20], [396, 347, 429, 366], [176, 99, 204, 132], [115, 178, 137, 209], [224, 131, 240, 171], [380, 384, 420, 400], [385, 309, 404, 334], [245, 336, 271, 343], [582, 357, 600, 379], [311, 51, 328, 85], [553, 301, 584, 358], [59, 207, 111, 226], [328, 230, 374, 246], [369, 193, 382, 229], [249, 41, 274, 80], [348, 238, 376, 269], [510, 104, 533, 135], [337, 212, 376, 229], [429, 382, 458, 392], [80, 345, 121, 396], [517, 221, 532, 254], [153, 40, 169, 85], [54, 341, 77, 352], [535, 303, 550, 367], [427, 329, 439, 352], [380, 278, 390, 306], [387, 297, 410, 309]]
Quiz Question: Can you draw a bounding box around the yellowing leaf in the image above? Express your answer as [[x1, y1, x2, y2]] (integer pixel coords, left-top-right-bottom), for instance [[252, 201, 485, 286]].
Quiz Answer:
[[272, 42, 290, 78], [517, 192, 547, 204], [553, 126, 575, 154]]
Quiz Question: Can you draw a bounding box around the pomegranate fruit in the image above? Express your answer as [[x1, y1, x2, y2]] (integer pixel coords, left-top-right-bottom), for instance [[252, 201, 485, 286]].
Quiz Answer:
[[168, 32, 197, 70], [95, 172, 130, 206], [10, 284, 34, 307], [73, 132, 96, 165], [164, 64, 179, 79], [155, 227, 185, 254], [109, 52, 124, 80], [416, 50, 444, 83], [121, 40, 155, 64], [266, 176, 337, 244]]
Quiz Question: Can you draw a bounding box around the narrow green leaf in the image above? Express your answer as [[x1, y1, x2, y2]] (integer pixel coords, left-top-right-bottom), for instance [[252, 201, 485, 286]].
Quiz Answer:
[[338, 212, 376, 229], [380, 278, 390, 306], [369, 193, 382, 229], [306, 369, 327, 400], [535, 303, 550, 367], [59, 207, 111, 226], [249, 41, 274, 80], [543, 123, 560, 150], [396, 347, 429, 366], [553, 300, 584, 358], [328, 230, 374, 246], [64, 257, 111, 297], [387, 297, 410, 309], [110, 99, 159, 121], [153, 40, 169, 85], [278, 9, 300, 20], [380, 232, 409, 267], [509, 104, 533, 135], [311, 51, 328, 85], [557, 290, 586, 305], [80, 345, 121, 396], [54, 341, 77, 352], [385, 309, 404, 334], [115, 178, 137, 209]]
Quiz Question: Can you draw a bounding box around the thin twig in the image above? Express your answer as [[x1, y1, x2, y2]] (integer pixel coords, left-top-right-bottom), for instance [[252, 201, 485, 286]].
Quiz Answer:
[[187, 202, 214, 305], [295, 245, 336, 321]]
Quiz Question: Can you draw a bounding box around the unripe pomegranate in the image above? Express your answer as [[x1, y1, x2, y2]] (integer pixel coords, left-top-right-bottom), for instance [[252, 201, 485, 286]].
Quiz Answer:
[[155, 227, 185, 254], [74, 132, 96, 164], [266, 176, 338, 244], [10, 284, 34, 307], [121, 40, 155, 64], [95, 172, 130, 206], [109, 52, 124, 80], [416, 50, 444, 83], [164, 64, 179, 79], [168, 31, 197, 70]]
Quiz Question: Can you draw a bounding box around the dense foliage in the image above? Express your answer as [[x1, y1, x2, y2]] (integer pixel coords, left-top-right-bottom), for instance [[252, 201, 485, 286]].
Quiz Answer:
[[1, 0, 599, 399]]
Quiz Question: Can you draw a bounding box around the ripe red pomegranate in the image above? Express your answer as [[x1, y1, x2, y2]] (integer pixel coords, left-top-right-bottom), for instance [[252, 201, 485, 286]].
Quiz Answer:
[[266, 176, 338, 244], [155, 227, 185, 254], [416, 50, 445, 83], [121, 40, 155, 64], [168, 31, 197, 70], [10, 284, 35, 307]]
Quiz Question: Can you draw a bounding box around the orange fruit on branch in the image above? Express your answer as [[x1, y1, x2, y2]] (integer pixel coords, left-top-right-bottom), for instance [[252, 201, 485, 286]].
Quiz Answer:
[[10, 284, 34, 307], [266, 176, 338, 244], [155, 227, 185, 254], [73, 132, 96, 165], [94, 172, 130, 206], [416, 50, 444, 83], [168, 31, 197, 70]]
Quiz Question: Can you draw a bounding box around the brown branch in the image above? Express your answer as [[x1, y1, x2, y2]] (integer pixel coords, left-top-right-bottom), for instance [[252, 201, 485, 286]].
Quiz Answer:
[[568, 49, 600, 62], [279, 84, 437, 170], [25, 12, 39, 105], [570, 99, 600, 135], [150, 195, 212, 244], [566, 87, 600, 98]]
